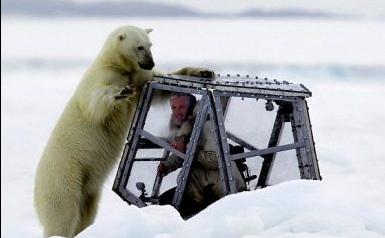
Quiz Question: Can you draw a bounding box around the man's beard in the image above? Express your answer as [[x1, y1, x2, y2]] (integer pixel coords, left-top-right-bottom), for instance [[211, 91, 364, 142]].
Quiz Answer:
[[172, 115, 188, 127], [172, 118, 184, 127]]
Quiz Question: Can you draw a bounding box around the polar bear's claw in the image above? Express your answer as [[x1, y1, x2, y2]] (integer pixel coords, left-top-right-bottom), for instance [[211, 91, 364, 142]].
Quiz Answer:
[[120, 85, 133, 95], [115, 85, 134, 100], [199, 70, 215, 79]]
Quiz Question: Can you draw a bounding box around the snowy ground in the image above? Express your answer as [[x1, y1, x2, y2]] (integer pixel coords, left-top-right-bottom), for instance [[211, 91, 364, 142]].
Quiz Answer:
[[2, 17, 385, 237]]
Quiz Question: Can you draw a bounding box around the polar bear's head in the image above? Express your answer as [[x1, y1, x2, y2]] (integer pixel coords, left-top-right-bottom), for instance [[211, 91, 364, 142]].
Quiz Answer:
[[104, 25, 155, 71]]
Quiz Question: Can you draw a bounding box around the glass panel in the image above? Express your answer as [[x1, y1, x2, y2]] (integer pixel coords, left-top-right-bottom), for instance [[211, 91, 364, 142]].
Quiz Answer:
[[267, 149, 300, 186], [159, 168, 181, 194], [225, 97, 278, 149], [135, 148, 164, 159], [126, 160, 160, 198], [143, 88, 203, 140], [280, 121, 295, 144], [142, 89, 171, 138]]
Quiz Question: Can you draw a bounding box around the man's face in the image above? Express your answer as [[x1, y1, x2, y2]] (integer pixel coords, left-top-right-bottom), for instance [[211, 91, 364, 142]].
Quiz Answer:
[[170, 96, 189, 126]]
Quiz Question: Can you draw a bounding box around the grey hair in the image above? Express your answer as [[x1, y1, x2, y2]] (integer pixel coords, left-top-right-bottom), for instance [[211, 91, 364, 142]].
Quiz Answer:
[[169, 92, 197, 116]]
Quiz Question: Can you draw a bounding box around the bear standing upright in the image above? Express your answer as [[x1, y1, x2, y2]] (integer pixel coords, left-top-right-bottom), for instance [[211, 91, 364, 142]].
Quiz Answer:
[[34, 25, 214, 238]]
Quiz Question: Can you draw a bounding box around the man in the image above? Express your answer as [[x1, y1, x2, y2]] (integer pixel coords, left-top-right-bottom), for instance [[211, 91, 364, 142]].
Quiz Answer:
[[157, 93, 245, 217], [166, 93, 196, 154], [157, 93, 195, 180]]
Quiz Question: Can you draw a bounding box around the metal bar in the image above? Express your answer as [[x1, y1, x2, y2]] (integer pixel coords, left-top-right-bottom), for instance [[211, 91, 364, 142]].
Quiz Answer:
[[153, 75, 312, 98], [208, 93, 230, 195], [227, 131, 258, 151], [217, 94, 231, 192], [117, 83, 155, 202], [300, 84, 312, 97], [221, 96, 232, 119], [172, 94, 210, 209], [297, 99, 321, 180], [156, 76, 306, 100], [291, 100, 312, 179], [290, 113, 305, 178], [150, 175, 163, 201], [256, 108, 285, 188], [126, 84, 150, 141], [212, 86, 310, 98], [112, 143, 130, 192], [140, 129, 187, 160], [231, 142, 305, 161], [213, 91, 238, 193], [154, 75, 211, 92], [151, 81, 207, 95], [113, 84, 150, 192], [151, 150, 170, 200], [134, 158, 165, 162], [204, 90, 300, 102], [227, 132, 277, 162]]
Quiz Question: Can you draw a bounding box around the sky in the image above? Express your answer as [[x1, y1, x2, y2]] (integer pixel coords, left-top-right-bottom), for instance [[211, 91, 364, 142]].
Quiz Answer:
[[69, 0, 385, 16]]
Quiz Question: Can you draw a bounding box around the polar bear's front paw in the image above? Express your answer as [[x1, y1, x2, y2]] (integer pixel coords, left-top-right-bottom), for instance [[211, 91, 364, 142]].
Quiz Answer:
[[196, 69, 215, 79], [173, 67, 215, 80], [115, 85, 135, 100], [188, 68, 215, 79]]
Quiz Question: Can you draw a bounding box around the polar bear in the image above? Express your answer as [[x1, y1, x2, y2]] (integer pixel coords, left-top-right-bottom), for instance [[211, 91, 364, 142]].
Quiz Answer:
[[34, 25, 214, 238]]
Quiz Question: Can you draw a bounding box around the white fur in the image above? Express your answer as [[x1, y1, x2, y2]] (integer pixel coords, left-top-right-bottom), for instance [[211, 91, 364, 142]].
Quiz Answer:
[[34, 25, 155, 238]]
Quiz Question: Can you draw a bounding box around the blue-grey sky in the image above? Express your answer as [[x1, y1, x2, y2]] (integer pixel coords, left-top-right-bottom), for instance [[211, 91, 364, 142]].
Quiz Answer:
[[71, 0, 385, 16]]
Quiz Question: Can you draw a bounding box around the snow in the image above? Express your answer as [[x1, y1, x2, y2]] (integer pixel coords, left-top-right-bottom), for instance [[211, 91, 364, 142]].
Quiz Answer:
[[2, 17, 385, 238], [77, 180, 385, 238]]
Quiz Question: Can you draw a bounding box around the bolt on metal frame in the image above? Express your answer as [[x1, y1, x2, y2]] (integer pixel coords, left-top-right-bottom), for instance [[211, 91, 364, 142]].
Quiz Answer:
[[113, 74, 322, 210]]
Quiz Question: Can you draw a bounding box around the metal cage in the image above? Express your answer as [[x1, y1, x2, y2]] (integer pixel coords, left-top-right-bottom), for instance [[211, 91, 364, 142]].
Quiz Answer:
[[113, 74, 321, 212]]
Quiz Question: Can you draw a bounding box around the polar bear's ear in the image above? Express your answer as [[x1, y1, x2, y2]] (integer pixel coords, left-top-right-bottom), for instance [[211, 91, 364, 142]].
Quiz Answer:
[[118, 33, 126, 41], [145, 28, 153, 34]]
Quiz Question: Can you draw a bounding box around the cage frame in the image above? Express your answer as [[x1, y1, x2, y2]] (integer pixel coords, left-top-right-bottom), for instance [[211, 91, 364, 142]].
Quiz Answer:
[[113, 74, 321, 211]]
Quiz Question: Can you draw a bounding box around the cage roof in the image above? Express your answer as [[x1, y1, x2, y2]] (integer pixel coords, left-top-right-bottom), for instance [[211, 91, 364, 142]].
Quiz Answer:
[[153, 74, 312, 98]]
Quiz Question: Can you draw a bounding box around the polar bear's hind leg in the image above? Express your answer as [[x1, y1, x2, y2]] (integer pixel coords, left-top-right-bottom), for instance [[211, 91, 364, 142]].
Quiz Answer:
[[41, 187, 82, 237], [75, 184, 101, 236]]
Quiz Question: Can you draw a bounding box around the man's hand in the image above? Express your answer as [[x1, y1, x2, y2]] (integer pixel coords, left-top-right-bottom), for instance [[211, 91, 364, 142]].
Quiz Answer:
[[171, 141, 186, 153], [157, 163, 169, 177]]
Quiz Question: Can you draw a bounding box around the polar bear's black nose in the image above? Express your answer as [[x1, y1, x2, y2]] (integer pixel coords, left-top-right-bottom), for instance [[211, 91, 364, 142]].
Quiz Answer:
[[147, 59, 155, 69], [139, 59, 155, 70]]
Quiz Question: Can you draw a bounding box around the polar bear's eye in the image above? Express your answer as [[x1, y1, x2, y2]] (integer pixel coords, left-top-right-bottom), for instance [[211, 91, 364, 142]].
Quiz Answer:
[[137, 46, 144, 51]]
